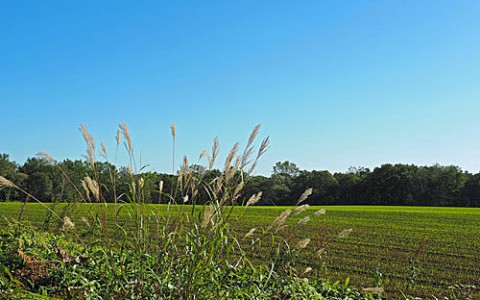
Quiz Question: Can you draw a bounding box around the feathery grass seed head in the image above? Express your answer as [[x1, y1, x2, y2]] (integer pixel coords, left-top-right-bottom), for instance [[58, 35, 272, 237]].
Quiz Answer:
[[224, 143, 239, 179], [209, 137, 219, 169], [240, 147, 254, 169], [293, 204, 310, 215], [170, 123, 176, 138], [246, 191, 262, 206], [297, 216, 310, 226], [62, 216, 75, 231], [199, 150, 208, 160], [80, 179, 90, 199], [119, 123, 133, 153], [258, 137, 270, 158], [296, 238, 311, 249], [80, 124, 89, 144], [247, 136, 269, 174], [203, 204, 214, 228], [302, 267, 313, 276], [88, 150, 95, 169], [36, 152, 55, 163], [268, 209, 292, 231], [101, 141, 107, 157], [244, 228, 256, 239], [362, 287, 384, 295], [0, 176, 15, 188], [89, 134, 95, 152], [116, 129, 121, 145], [296, 188, 313, 205], [248, 125, 261, 146], [316, 248, 326, 258], [80, 124, 96, 169], [83, 176, 100, 200], [233, 181, 245, 200], [338, 228, 353, 239], [159, 180, 164, 194], [81, 217, 90, 227]]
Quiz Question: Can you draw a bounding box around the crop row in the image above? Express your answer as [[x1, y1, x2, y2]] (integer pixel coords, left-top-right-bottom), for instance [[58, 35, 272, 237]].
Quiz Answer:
[[0, 203, 479, 298]]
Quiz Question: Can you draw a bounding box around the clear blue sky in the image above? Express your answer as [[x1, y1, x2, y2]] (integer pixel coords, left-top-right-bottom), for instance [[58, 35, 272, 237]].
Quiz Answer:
[[1, 1, 480, 175]]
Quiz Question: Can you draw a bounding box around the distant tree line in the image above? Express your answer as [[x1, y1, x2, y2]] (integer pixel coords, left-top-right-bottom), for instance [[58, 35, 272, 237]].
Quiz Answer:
[[1, 154, 479, 207]]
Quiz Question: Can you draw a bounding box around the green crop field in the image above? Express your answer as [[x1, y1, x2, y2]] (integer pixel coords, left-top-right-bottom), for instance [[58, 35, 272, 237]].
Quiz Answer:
[[1, 203, 479, 299]]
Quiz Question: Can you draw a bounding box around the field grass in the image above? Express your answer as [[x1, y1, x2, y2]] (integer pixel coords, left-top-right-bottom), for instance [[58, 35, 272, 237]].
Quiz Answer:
[[1, 203, 478, 298]]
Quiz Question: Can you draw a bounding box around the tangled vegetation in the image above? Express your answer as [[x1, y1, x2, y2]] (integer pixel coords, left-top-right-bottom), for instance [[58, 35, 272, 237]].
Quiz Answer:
[[0, 124, 384, 299]]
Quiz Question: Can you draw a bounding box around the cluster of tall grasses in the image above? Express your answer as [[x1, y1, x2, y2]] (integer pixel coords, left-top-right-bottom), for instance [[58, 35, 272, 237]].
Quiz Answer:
[[0, 124, 379, 299]]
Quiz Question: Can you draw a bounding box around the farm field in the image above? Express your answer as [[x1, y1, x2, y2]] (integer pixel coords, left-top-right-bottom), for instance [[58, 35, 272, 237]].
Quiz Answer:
[[1, 203, 479, 299]]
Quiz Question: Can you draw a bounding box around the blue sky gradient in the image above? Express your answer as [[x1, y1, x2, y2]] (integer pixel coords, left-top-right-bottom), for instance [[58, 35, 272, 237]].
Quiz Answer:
[[1, 1, 480, 175]]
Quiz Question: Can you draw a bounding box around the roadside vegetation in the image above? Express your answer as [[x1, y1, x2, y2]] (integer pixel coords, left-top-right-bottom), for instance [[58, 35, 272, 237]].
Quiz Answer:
[[0, 124, 384, 299], [0, 124, 478, 299]]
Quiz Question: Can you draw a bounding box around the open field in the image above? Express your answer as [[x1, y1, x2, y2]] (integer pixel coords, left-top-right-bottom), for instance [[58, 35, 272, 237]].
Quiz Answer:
[[1, 203, 479, 298]]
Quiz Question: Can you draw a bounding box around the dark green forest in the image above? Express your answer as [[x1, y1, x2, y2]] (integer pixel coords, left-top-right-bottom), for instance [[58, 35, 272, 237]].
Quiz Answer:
[[1, 154, 479, 207]]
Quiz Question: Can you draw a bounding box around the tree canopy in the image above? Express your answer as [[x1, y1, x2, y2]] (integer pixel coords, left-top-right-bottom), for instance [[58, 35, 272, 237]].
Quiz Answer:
[[1, 154, 479, 207]]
